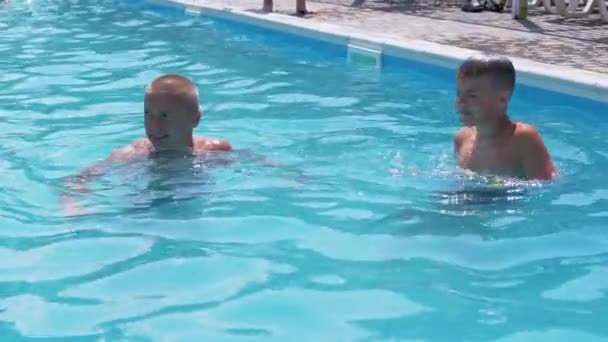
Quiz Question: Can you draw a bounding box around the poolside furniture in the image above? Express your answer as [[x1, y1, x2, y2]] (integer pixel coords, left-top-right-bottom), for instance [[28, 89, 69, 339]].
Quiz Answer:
[[540, 0, 607, 21]]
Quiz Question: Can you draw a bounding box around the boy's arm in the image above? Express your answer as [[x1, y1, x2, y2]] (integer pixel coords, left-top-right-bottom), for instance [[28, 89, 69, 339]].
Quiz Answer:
[[517, 125, 556, 181], [453, 127, 473, 156], [453, 129, 464, 155]]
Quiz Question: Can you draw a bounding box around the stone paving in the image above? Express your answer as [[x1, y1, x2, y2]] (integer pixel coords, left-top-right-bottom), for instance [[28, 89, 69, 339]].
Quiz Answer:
[[179, 0, 608, 73]]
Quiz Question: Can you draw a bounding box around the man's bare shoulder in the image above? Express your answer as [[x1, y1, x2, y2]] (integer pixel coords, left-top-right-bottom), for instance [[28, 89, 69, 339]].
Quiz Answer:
[[194, 136, 232, 153], [109, 139, 151, 161]]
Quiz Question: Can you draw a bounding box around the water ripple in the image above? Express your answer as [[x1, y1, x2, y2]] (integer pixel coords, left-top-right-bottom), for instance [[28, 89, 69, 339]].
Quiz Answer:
[[0, 0, 607, 340]]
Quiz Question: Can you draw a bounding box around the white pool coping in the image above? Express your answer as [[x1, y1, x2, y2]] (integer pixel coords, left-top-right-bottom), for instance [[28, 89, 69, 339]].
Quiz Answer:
[[148, 0, 608, 104]]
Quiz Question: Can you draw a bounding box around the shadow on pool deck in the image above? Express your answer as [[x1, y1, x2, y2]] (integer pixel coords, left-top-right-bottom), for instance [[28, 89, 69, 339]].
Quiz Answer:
[[317, 0, 607, 40]]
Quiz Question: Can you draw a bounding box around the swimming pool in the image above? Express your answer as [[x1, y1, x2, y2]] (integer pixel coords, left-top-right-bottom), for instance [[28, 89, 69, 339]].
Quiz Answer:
[[1, 0, 607, 340]]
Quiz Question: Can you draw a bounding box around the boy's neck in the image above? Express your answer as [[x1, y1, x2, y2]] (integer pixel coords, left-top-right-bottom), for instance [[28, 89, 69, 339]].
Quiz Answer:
[[476, 114, 514, 140]]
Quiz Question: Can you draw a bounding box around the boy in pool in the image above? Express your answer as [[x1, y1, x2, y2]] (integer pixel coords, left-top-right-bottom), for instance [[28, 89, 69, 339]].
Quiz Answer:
[[62, 74, 233, 215], [453, 54, 556, 181]]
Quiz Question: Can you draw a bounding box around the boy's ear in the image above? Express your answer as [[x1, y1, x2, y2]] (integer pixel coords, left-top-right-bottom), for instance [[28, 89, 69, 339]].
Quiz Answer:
[[499, 90, 512, 105]]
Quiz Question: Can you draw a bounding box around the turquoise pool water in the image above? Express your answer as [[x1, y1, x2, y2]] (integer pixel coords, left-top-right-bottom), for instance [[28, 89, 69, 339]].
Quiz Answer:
[[1, 0, 608, 340]]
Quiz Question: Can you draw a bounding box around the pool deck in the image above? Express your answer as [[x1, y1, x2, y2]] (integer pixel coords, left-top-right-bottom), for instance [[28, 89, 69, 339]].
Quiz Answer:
[[159, 0, 608, 100]]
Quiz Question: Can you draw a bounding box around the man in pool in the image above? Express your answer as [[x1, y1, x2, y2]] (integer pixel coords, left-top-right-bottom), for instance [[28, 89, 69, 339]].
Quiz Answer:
[[113, 74, 232, 159], [62, 74, 233, 215], [453, 54, 557, 181]]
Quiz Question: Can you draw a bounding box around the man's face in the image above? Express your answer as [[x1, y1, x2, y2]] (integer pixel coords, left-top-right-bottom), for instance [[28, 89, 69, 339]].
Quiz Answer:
[[144, 90, 200, 150]]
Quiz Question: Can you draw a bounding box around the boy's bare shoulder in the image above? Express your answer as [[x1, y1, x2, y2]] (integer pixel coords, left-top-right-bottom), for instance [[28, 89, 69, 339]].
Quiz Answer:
[[512, 122, 556, 180], [512, 122, 545, 146], [109, 139, 151, 161], [194, 136, 232, 152], [454, 127, 475, 147]]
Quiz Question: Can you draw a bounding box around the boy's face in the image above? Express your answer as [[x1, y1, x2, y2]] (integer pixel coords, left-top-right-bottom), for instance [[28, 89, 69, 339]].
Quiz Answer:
[[144, 90, 200, 151], [456, 74, 508, 127]]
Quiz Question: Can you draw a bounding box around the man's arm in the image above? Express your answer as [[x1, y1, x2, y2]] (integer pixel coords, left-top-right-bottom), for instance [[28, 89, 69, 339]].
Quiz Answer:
[[61, 159, 110, 217], [61, 145, 136, 216], [517, 125, 556, 181], [63, 145, 134, 193], [203, 138, 232, 152]]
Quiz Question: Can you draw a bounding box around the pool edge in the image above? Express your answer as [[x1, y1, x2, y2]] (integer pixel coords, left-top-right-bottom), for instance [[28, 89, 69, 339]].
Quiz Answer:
[[148, 0, 608, 104]]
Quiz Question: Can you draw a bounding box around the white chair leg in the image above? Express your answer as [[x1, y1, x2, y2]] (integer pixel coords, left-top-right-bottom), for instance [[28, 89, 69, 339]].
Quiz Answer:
[[542, 0, 565, 13], [564, 0, 594, 16], [544, 0, 601, 17], [597, 0, 608, 22]]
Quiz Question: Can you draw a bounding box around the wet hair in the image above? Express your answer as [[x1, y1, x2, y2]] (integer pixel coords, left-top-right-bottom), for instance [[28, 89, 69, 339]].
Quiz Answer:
[[457, 55, 516, 92]]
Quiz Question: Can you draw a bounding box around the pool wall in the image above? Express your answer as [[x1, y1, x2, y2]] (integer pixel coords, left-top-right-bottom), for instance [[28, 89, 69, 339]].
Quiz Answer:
[[117, 0, 608, 106]]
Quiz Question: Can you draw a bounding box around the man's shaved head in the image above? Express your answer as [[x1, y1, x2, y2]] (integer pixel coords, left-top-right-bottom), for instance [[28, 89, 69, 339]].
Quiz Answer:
[[143, 74, 202, 150], [145, 74, 199, 113]]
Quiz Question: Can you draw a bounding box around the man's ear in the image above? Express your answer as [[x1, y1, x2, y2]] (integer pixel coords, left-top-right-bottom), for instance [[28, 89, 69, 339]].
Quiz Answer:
[[193, 109, 201, 128]]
